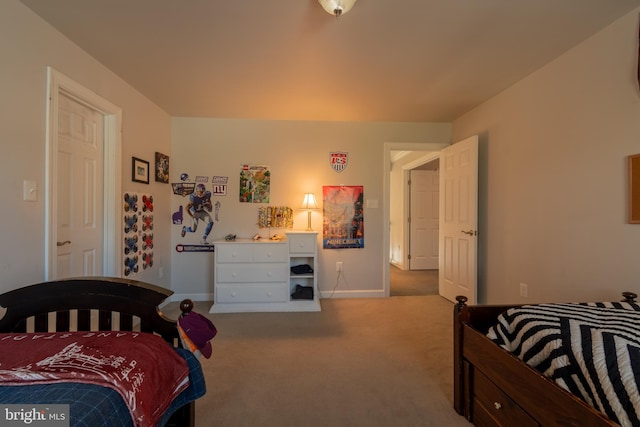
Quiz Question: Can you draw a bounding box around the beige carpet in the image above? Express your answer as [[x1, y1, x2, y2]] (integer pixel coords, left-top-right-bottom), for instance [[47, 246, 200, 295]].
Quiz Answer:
[[164, 294, 470, 427], [389, 265, 439, 297]]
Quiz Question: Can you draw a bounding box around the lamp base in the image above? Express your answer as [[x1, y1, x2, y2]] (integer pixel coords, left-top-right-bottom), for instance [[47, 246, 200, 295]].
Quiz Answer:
[[306, 211, 313, 231]]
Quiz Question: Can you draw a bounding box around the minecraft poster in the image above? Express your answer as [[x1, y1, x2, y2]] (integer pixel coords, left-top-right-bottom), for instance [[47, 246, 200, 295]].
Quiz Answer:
[[322, 185, 364, 249]]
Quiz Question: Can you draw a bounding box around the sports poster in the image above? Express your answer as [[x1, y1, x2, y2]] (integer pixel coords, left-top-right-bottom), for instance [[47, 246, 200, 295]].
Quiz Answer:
[[322, 186, 364, 249], [172, 173, 219, 252], [239, 165, 270, 203]]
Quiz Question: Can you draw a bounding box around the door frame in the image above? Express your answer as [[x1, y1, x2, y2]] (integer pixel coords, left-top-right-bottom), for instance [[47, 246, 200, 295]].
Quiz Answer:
[[383, 142, 448, 297], [44, 67, 123, 280]]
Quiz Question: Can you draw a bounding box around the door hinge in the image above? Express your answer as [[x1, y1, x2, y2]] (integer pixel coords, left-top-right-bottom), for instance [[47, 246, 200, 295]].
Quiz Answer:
[[408, 254, 411, 260]]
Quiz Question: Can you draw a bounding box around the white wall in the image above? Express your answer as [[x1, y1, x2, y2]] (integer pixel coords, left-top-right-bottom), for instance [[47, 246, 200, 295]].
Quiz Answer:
[[0, 0, 172, 292], [171, 119, 451, 300], [452, 8, 640, 304]]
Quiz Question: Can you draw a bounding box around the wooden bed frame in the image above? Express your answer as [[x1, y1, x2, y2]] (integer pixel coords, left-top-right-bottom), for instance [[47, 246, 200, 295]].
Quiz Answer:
[[0, 276, 196, 427], [453, 292, 638, 427]]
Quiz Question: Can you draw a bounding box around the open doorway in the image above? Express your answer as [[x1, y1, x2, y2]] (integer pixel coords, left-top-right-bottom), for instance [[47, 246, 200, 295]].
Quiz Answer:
[[390, 153, 440, 296], [382, 142, 448, 297], [383, 137, 478, 302]]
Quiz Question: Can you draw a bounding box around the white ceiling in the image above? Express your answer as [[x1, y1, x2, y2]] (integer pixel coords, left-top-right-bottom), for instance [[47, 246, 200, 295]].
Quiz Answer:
[[20, 0, 640, 122]]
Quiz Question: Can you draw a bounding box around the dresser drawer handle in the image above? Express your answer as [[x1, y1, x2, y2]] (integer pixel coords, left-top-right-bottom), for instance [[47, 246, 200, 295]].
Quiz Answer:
[[232, 272, 237, 277], [494, 402, 502, 410], [267, 272, 272, 277]]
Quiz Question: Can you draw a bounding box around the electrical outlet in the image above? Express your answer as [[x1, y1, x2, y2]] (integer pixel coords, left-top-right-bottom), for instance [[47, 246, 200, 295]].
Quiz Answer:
[[336, 261, 343, 272], [520, 283, 528, 297]]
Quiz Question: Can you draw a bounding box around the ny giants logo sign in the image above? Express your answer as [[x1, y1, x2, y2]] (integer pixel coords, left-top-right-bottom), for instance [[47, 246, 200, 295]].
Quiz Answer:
[[329, 152, 348, 173]]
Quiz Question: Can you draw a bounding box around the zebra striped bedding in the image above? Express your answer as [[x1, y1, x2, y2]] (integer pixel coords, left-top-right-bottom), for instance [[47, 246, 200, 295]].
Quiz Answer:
[[487, 302, 640, 427]]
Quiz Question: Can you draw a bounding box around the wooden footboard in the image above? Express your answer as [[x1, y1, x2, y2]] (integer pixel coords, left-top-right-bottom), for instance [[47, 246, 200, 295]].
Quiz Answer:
[[453, 295, 616, 427]]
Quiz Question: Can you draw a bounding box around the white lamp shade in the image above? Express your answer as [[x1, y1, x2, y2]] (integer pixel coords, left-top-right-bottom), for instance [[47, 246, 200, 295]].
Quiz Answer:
[[318, 0, 358, 16], [301, 193, 319, 210]]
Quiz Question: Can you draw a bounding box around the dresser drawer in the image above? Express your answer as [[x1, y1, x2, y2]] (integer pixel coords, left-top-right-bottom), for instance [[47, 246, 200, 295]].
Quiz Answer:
[[211, 234, 320, 313], [287, 233, 317, 255], [253, 243, 287, 262], [217, 263, 288, 283], [216, 244, 252, 263], [216, 284, 288, 303], [473, 370, 538, 427]]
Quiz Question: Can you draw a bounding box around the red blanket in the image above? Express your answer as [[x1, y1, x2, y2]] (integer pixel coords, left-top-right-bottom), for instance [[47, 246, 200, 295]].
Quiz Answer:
[[0, 331, 189, 427]]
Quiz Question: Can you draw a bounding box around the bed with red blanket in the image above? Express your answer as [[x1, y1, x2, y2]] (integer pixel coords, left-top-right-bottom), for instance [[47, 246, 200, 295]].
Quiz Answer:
[[0, 277, 206, 427]]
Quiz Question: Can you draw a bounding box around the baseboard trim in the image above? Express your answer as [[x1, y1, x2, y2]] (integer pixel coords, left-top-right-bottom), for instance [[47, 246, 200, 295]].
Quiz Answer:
[[319, 289, 386, 299], [163, 290, 387, 306]]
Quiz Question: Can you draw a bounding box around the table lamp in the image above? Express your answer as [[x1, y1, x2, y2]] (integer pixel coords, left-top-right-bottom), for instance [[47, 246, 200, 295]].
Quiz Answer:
[[300, 193, 319, 231]]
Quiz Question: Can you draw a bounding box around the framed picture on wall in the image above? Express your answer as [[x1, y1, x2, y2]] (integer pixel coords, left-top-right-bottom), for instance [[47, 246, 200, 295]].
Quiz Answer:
[[155, 152, 170, 183], [132, 157, 150, 184]]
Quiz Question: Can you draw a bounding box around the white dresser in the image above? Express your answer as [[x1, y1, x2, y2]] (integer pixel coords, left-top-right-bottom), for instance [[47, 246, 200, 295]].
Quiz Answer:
[[210, 232, 321, 313]]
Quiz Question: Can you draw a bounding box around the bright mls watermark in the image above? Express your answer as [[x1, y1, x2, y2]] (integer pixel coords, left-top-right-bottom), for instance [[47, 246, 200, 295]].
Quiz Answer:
[[1, 405, 69, 426]]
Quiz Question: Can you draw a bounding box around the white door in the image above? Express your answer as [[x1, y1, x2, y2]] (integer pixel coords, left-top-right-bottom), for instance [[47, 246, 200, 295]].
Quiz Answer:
[[409, 170, 439, 270], [55, 93, 104, 278], [439, 136, 478, 304]]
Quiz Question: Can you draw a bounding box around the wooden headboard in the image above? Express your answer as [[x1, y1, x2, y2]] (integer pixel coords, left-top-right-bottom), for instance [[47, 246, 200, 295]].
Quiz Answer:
[[0, 277, 179, 345]]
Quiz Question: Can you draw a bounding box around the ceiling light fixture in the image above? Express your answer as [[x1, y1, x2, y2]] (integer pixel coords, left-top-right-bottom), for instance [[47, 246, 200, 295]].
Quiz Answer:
[[318, 0, 357, 18]]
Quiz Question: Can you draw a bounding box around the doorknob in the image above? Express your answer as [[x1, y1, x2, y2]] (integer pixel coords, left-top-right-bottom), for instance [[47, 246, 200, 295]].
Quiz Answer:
[[57, 240, 71, 246], [461, 230, 477, 236]]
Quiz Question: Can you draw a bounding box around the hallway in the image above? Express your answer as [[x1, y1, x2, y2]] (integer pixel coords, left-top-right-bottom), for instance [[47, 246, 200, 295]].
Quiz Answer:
[[390, 264, 438, 296]]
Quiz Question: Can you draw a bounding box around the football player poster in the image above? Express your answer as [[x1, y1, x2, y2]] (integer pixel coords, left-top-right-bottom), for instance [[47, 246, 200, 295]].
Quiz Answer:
[[180, 183, 214, 245], [322, 185, 364, 249]]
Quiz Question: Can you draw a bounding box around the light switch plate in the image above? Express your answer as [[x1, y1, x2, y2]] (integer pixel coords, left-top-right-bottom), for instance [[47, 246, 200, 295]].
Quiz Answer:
[[23, 180, 37, 201]]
